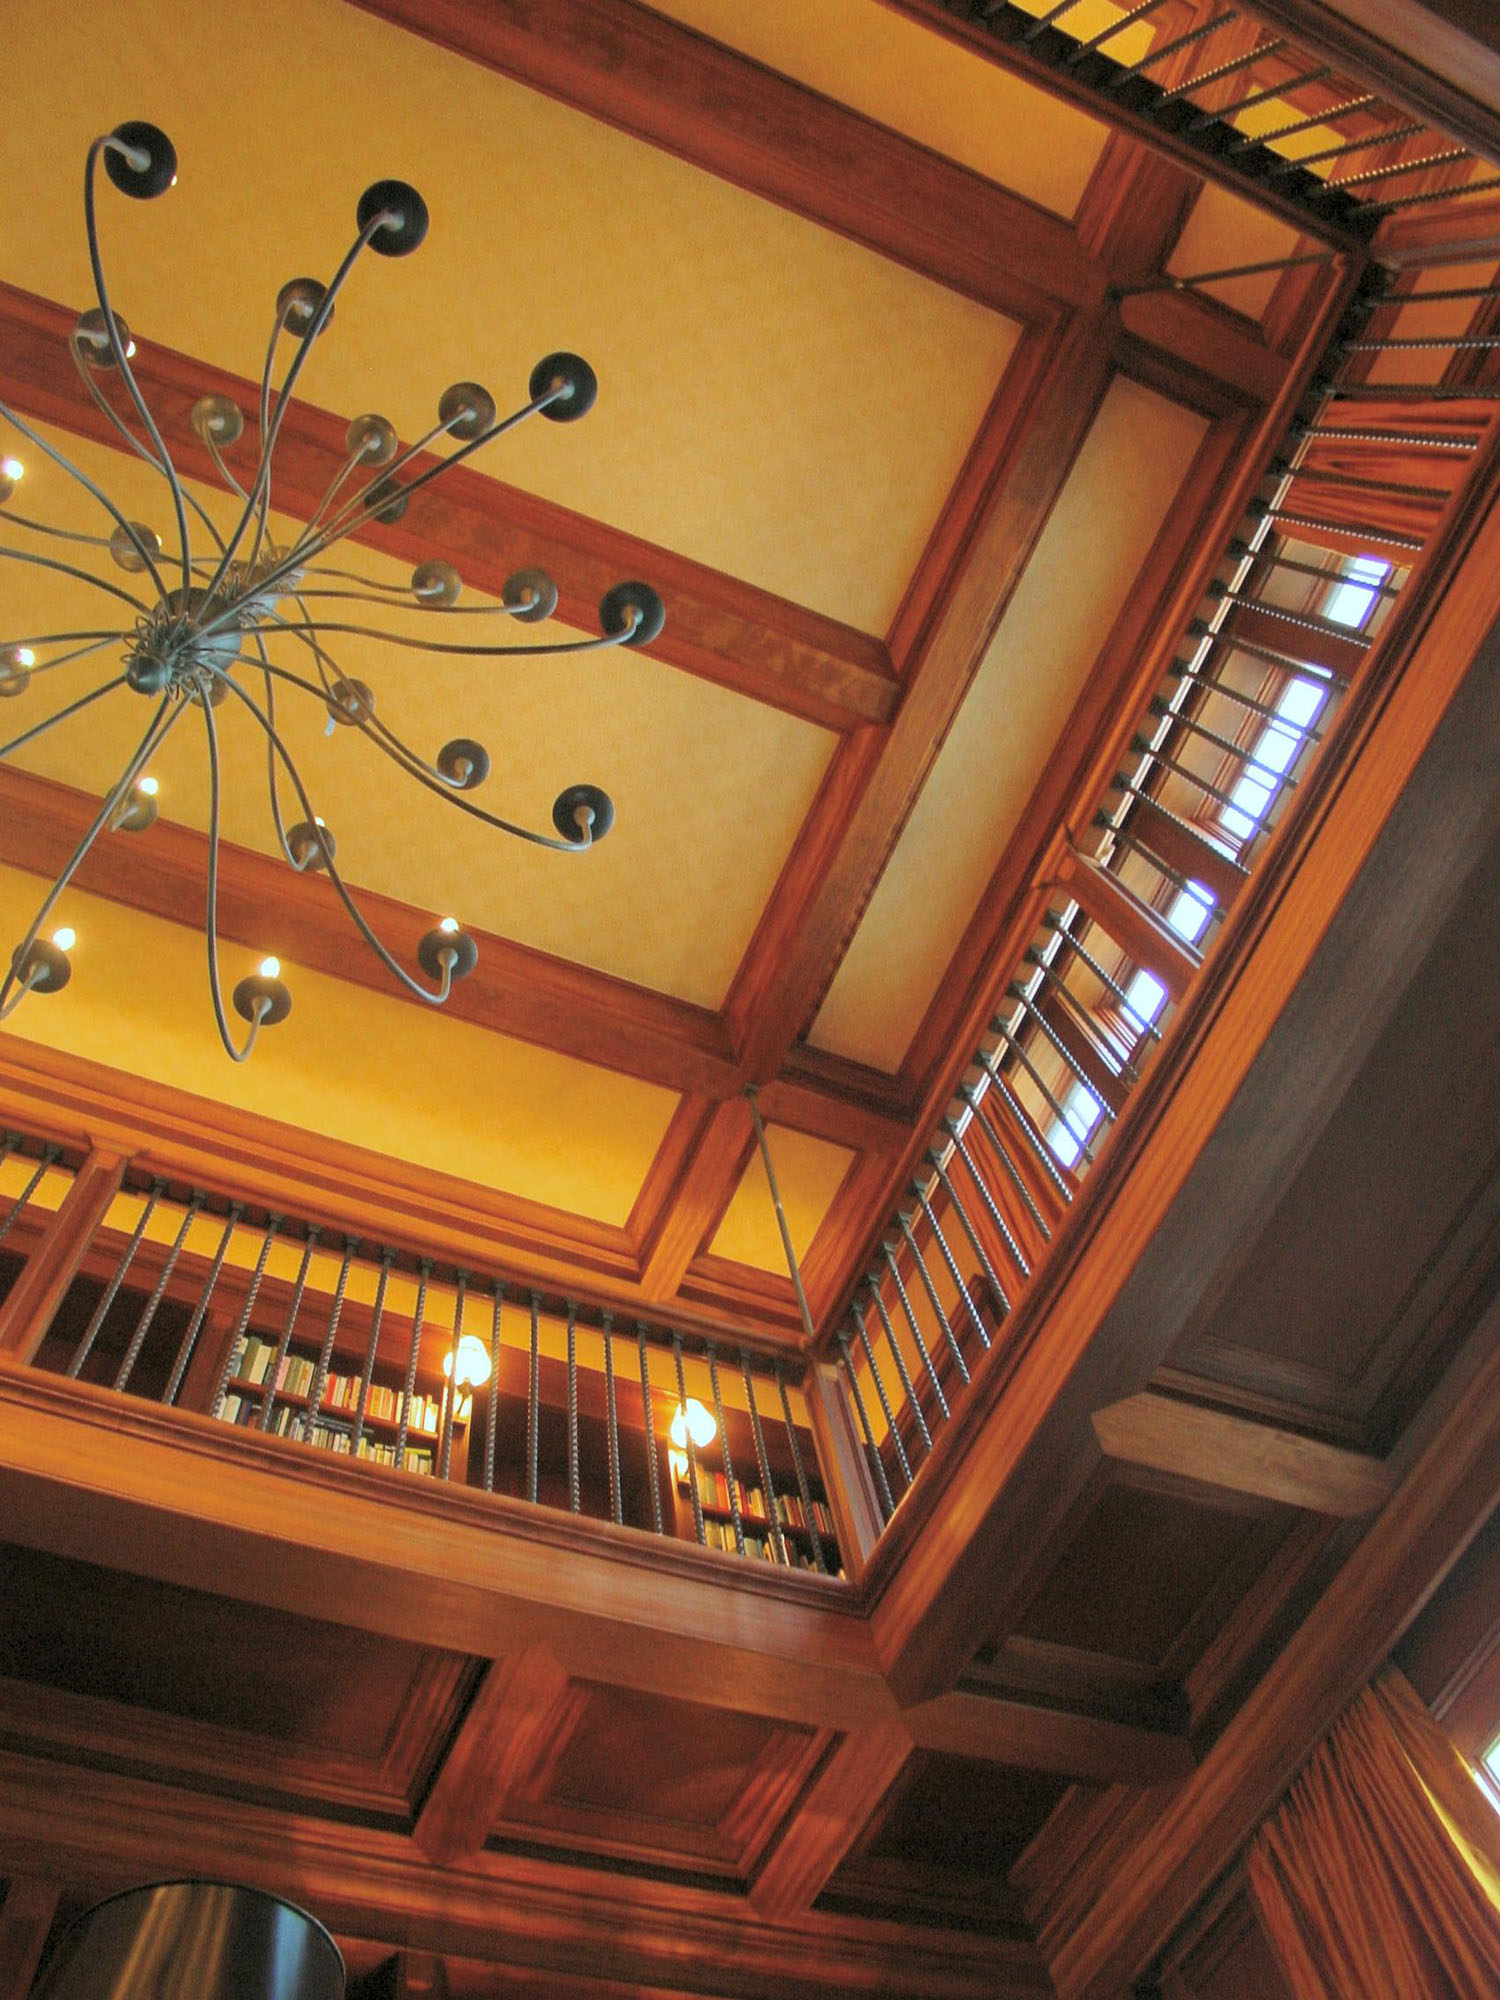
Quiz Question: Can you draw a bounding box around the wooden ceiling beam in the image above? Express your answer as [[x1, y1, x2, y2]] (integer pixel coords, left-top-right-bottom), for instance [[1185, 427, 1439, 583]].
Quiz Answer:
[[346, 0, 1105, 322], [1092, 1391, 1395, 1517], [0, 283, 896, 734], [748, 1718, 914, 1923], [906, 1687, 1196, 1787], [414, 1646, 573, 1866]]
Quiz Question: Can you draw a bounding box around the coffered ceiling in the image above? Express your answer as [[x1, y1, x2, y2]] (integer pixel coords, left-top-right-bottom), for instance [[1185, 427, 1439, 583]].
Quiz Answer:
[[0, 0, 1351, 1332]]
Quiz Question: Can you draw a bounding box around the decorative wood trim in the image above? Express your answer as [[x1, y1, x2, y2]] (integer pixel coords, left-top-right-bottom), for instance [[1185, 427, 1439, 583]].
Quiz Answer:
[[906, 1687, 1196, 1786], [637, 1098, 755, 1302], [0, 283, 896, 734], [347, 0, 1104, 322], [1056, 851, 1200, 1005], [748, 1718, 914, 1921], [1091, 1392, 1395, 1516], [414, 1646, 573, 1864]]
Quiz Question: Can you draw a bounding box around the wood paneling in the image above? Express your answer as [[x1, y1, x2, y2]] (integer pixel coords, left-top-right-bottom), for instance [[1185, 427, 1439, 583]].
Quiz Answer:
[[1092, 1393, 1394, 1515], [0, 1880, 60, 2000], [0, 284, 896, 735]]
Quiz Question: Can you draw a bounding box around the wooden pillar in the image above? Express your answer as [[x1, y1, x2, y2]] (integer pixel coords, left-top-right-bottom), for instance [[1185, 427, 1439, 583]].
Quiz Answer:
[[804, 1359, 884, 1581], [0, 1148, 126, 1362]]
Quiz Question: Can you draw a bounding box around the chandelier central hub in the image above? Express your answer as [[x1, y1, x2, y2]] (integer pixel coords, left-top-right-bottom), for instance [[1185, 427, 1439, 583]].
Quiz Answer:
[[125, 586, 250, 696]]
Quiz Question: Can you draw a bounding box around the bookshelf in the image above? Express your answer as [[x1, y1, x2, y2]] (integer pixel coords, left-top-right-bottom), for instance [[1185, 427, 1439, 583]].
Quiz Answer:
[[678, 1463, 843, 1576], [217, 1331, 447, 1477]]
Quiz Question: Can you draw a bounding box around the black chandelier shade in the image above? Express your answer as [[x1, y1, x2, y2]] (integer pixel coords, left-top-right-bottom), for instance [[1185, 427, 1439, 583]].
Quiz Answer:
[[0, 120, 665, 1060]]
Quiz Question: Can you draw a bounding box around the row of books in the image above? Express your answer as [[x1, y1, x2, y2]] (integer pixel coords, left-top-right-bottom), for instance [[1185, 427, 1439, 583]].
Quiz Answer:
[[225, 1334, 440, 1435], [686, 1465, 835, 1538], [216, 1393, 434, 1474], [700, 1516, 842, 1575]]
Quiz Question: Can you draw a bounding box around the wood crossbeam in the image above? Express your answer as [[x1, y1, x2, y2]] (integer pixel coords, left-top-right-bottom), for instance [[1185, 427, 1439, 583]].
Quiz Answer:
[[0, 284, 896, 735]]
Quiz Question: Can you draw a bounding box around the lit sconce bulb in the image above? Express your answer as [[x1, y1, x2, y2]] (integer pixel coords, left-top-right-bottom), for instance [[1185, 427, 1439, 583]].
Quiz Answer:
[[137, 774, 159, 798], [442, 1333, 493, 1393], [258, 955, 280, 980], [51, 927, 76, 953], [1, 457, 23, 483], [439, 915, 460, 935], [669, 1398, 717, 1452]]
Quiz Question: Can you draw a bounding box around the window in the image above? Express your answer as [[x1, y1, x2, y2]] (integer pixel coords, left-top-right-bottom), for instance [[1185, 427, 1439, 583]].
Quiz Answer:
[[1219, 675, 1328, 846], [1323, 553, 1390, 631]]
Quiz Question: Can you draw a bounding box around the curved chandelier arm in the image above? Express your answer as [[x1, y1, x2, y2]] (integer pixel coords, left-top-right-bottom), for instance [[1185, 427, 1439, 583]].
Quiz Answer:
[[0, 399, 171, 600], [2, 636, 126, 686], [0, 510, 112, 550], [200, 694, 280, 1062], [0, 673, 132, 761], [235, 613, 642, 661], [84, 135, 192, 594], [202, 211, 398, 615], [208, 668, 467, 1004], [0, 542, 151, 616], [0, 691, 179, 1018], [66, 334, 230, 561]]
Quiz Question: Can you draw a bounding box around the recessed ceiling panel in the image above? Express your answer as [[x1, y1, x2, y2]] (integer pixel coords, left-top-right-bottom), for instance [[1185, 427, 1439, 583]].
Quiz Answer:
[[645, 0, 1116, 219], [709, 1126, 856, 1275], [809, 376, 1208, 1071], [0, 863, 679, 1224], [1, 0, 1020, 634]]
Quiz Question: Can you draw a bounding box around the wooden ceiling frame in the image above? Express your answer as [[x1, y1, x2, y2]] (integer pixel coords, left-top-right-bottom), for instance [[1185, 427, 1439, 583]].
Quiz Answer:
[[0, 0, 1355, 1342]]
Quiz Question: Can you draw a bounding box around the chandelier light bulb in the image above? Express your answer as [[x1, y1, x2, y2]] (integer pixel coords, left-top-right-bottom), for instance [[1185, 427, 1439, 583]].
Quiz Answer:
[[670, 1398, 717, 1452], [0, 119, 665, 1060], [52, 928, 76, 953]]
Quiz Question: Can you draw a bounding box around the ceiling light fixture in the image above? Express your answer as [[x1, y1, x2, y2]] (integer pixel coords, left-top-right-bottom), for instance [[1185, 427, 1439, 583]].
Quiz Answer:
[[0, 120, 665, 1061]]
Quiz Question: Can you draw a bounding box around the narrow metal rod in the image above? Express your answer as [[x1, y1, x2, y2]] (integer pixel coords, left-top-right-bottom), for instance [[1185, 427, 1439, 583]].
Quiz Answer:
[[1227, 89, 1372, 150], [852, 1297, 916, 1485], [1366, 175, 1500, 216], [1128, 732, 1283, 816], [742, 1351, 793, 1559], [1344, 333, 1500, 352], [305, 1236, 356, 1428], [835, 1332, 895, 1523], [674, 1332, 707, 1546], [953, 1085, 1053, 1238], [603, 1312, 623, 1526], [440, 1271, 468, 1482], [566, 1301, 580, 1514], [1019, 0, 1088, 39], [1116, 249, 1333, 298], [1294, 424, 1478, 450], [1214, 575, 1382, 637], [170, 1203, 247, 1408], [1041, 915, 1164, 1045], [745, 1086, 816, 1340], [1326, 380, 1500, 401], [1362, 282, 1500, 305], [1021, 949, 1145, 1079], [898, 1213, 970, 1384], [984, 1016, 1098, 1164], [947, 1113, 1036, 1274], [1150, 697, 1314, 776], [1009, 980, 1125, 1112], [1193, 63, 1330, 132], [1153, 38, 1283, 107], [1333, 147, 1470, 190], [1167, 660, 1332, 726], [526, 1291, 540, 1504], [879, 1242, 950, 1423], [639, 1324, 664, 1534], [232, 1216, 299, 1425], [351, 1248, 393, 1455], [115, 1192, 203, 1393], [1066, 0, 1169, 61], [775, 1365, 828, 1575], [707, 1341, 745, 1555], [485, 1288, 501, 1495], [1202, 626, 1354, 685], [1278, 460, 1450, 507], [868, 1278, 932, 1457], [1105, 11, 1239, 88], [1273, 122, 1425, 170], [928, 1150, 1016, 1310], [0, 1144, 59, 1253], [394, 1258, 431, 1469], [1106, 822, 1205, 900], [988, 1069, 1078, 1203], [67, 1178, 162, 1377], [912, 1184, 992, 1351]]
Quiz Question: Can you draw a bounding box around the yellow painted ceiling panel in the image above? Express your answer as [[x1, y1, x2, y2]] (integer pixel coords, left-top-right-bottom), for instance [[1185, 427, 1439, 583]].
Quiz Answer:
[[0, 424, 835, 1010], [709, 1126, 855, 1276], [809, 376, 1208, 1072], [1, 0, 1020, 635], [0, 864, 678, 1226], [1167, 183, 1306, 319], [646, 0, 1113, 218]]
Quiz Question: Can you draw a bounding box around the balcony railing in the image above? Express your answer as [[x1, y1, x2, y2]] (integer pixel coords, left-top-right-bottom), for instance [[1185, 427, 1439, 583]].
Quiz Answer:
[[830, 123, 1500, 1533], [0, 1133, 846, 1579]]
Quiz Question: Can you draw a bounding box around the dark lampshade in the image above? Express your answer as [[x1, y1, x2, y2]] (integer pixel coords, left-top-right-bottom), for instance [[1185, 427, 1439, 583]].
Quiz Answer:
[[33, 1882, 344, 2000]]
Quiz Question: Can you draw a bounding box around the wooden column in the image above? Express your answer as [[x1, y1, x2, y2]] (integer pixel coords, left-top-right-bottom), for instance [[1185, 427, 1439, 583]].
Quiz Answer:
[[0, 1148, 125, 1362], [804, 1360, 884, 1582]]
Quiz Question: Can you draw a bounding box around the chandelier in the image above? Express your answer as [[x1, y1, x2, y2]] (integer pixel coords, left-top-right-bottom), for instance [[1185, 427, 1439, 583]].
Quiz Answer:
[[0, 120, 664, 1059]]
